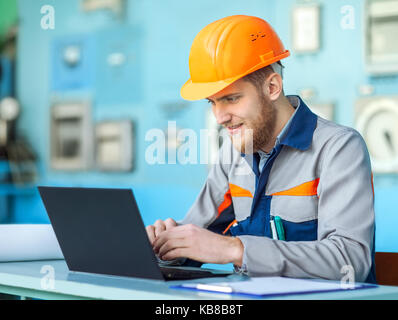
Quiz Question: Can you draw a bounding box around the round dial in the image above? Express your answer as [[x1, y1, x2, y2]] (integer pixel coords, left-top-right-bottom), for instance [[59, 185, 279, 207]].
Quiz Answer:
[[0, 97, 20, 121], [357, 98, 398, 173], [63, 45, 81, 68]]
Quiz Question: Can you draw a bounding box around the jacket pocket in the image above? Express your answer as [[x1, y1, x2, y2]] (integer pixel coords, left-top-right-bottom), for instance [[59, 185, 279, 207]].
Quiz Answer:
[[270, 195, 318, 241], [275, 217, 318, 241]]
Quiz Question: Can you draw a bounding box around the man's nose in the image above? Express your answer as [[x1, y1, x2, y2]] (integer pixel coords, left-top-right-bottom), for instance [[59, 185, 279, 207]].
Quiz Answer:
[[212, 104, 232, 126]]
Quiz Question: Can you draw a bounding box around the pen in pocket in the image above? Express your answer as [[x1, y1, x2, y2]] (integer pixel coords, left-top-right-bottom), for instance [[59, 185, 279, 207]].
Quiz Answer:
[[274, 216, 285, 241], [270, 217, 278, 240]]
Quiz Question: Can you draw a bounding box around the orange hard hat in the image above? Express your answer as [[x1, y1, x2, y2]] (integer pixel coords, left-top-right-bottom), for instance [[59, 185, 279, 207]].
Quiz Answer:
[[180, 15, 290, 101]]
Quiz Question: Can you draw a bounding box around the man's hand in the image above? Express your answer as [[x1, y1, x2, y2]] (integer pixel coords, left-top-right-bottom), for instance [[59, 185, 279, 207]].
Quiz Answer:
[[146, 218, 177, 246], [152, 224, 244, 266]]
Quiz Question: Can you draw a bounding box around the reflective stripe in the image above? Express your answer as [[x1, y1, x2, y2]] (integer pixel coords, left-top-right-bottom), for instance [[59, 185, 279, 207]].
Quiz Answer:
[[222, 219, 237, 235], [229, 183, 253, 198], [271, 178, 320, 196], [217, 189, 232, 217]]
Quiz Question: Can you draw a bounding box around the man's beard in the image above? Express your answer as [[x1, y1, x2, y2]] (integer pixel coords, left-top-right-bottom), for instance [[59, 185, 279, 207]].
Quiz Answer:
[[230, 93, 277, 154]]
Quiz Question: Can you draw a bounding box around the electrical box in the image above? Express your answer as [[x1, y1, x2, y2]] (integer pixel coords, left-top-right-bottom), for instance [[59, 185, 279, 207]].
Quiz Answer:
[[95, 26, 142, 104], [95, 120, 134, 171], [291, 4, 321, 53], [50, 101, 93, 170], [51, 35, 96, 91], [365, 0, 398, 75]]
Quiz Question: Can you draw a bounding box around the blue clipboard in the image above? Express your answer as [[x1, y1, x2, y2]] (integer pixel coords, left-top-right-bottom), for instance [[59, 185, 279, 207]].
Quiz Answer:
[[170, 276, 377, 298]]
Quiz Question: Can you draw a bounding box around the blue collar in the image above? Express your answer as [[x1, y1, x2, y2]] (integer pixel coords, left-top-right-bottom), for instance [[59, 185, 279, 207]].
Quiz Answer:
[[241, 96, 317, 170], [279, 95, 317, 151]]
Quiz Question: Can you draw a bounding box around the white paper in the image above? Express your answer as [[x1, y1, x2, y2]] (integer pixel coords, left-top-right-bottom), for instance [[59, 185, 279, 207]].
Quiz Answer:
[[181, 276, 367, 296], [0, 224, 64, 262]]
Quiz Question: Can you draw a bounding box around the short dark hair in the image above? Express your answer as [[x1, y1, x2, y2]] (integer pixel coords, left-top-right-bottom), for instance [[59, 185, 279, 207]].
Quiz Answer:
[[242, 62, 284, 96]]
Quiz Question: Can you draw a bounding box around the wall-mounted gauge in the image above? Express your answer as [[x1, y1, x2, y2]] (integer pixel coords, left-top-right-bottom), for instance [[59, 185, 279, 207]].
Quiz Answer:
[[0, 97, 20, 121], [356, 96, 398, 173]]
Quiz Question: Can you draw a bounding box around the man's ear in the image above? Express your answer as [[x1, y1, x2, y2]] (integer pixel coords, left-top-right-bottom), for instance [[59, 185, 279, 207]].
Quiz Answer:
[[263, 73, 283, 102]]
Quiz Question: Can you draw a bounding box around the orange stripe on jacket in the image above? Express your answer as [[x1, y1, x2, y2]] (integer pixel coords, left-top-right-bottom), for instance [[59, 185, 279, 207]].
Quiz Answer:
[[271, 178, 320, 196], [222, 219, 237, 235], [229, 183, 253, 198], [217, 189, 232, 217]]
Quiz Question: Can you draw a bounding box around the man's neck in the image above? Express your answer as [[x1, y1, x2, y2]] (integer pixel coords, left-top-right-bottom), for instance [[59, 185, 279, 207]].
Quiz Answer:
[[261, 95, 295, 153]]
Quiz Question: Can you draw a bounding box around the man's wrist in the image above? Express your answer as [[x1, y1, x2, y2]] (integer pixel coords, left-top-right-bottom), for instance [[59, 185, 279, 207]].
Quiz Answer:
[[228, 236, 244, 267]]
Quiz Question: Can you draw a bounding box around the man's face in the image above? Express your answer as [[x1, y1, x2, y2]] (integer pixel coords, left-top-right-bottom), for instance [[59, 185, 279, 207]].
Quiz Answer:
[[207, 78, 276, 154]]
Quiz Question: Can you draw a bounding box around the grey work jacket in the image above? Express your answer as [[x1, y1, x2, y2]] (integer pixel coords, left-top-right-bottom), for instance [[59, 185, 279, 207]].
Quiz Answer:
[[180, 95, 376, 283]]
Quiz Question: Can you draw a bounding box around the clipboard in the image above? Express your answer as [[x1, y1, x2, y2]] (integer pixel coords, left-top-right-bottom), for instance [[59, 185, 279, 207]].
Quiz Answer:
[[170, 276, 377, 298]]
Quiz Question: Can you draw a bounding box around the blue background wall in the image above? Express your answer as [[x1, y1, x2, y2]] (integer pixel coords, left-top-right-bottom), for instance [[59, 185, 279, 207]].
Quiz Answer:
[[12, 0, 398, 254]]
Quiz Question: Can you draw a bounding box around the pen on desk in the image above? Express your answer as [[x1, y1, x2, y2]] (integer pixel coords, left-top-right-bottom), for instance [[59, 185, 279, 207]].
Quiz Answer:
[[196, 283, 234, 293]]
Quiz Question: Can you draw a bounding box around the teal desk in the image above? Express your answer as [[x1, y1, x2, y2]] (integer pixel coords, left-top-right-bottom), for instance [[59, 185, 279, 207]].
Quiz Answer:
[[0, 260, 397, 300]]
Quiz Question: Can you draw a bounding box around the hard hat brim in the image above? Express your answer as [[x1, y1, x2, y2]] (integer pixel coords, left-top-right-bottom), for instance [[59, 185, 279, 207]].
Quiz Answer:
[[180, 77, 237, 101], [180, 50, 290, 101]]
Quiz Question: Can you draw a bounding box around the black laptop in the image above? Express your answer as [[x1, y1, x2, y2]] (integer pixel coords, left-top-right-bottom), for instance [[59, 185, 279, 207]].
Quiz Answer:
[[38, 186, 231, 281]]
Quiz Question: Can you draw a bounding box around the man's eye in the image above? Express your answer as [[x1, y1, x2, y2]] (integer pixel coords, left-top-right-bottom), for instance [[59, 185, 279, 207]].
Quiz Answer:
[[227, 96, 239, 103]]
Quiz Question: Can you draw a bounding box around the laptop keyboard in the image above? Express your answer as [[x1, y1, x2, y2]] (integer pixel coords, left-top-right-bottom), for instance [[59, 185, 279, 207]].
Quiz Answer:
[[160, 266, 230, 281]]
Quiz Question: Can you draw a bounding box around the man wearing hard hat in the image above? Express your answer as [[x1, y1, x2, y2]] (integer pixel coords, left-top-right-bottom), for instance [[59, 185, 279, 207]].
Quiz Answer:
[[148, 15, 376, 283]]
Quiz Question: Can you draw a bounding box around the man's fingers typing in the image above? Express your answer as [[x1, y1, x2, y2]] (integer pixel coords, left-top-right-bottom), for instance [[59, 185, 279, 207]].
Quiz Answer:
[[153, 225, 191, 251], [146, 225, 156, 245], [161, 248, 187, 261], [164, 218, 178, 230], [153, 219, 166, 238], [157, 238, 187, 259]]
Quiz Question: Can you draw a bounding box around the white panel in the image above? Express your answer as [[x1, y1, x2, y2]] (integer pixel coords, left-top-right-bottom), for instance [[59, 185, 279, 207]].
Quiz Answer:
[[95, 120, 134, 171], [292, 4, 321, 53], [365, 0, 398, 74]]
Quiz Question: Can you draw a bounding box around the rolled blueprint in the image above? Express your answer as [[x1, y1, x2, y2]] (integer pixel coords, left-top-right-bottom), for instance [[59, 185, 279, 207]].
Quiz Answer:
[[0, 224, 64, 261]]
